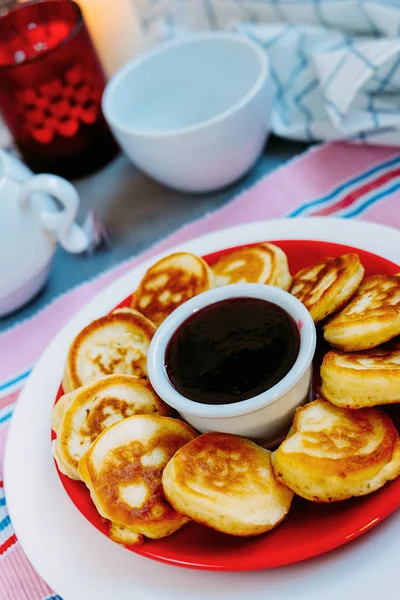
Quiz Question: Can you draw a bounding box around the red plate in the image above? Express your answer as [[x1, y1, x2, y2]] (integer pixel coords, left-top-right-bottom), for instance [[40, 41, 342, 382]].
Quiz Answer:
[[53, 239, 400, 571]]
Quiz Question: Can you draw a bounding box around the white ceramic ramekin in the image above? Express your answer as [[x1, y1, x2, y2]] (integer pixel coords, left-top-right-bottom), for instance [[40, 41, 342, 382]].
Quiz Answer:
[[147, 283, 316, 447], [102, 32, 271, 193]]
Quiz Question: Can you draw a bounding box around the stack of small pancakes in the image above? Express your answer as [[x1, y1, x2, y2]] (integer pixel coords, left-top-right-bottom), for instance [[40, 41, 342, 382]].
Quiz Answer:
[[51, 245, 400, 547], [282, 253, 400, 502]]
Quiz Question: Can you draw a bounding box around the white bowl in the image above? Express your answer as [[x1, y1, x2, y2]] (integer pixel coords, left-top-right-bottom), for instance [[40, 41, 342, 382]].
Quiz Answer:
[[102, 32, 271, 193], [147, 283, 316, 447]]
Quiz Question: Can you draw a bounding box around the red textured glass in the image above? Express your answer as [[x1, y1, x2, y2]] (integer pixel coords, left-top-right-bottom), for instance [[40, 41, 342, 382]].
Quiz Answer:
[[0, 0, 119, 177]]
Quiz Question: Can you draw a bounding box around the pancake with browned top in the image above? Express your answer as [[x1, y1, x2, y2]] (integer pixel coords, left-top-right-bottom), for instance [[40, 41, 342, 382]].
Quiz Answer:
[[162, 432, 293, 536], [290, 253, 364, 323], [63, 308, 156, 392], [133, 252, 215, 326], [51, 374, 173, 480], [324, 274, 400, 351], [271, 399, 400, 502], [321, 340, 400, 409], [78, 415, 197, 544], [212, 243, 292, 290]]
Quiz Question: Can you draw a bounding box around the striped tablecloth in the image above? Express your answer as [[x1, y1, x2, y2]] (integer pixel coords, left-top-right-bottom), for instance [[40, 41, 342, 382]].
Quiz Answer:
[[1, 141, 400, 599]]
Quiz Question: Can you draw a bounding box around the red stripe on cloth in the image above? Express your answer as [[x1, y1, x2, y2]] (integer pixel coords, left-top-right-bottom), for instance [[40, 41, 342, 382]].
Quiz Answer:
[[0, 390, 20, 411], [311, 167, 400, 216], [0, 480, 3, 487], [0, 534, 17, 555]]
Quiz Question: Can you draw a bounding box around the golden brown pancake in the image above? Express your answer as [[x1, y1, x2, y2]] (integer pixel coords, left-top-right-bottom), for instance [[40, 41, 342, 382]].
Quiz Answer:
[[78, 415, 197, 544], [321, 341, 400, 409], [212, 243, 292, 290], [290, 253, 364, 323], [271, 399, 400, 502], [109, 523, 142, 546], [63, 308, 156, 392], [324, 274, 400, 351], [162, 432, 294, 536], [51, 374, 173, 480], [132, 252, 215, 326]]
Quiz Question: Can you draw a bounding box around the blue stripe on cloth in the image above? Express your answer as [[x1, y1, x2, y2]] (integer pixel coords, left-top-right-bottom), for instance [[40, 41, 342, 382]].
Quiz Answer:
[[0, 499, 6, 507], [323, 53, 349, 95], [45, 596, 63, 600], [344, 126, 398, 143], [270, 66, 290, 125], [372, 55, 400, 92], [343, 180, 400, 218], [368, 107, 400, 115], [344, 39, 377, 71], [260, 24, 293, 51], [289, 153, 400, 216], [285, 52, 308, 89], [324, 98, 345, 120], [293, 34, 318, 140], [367, 96, 380, 128], [0, 368, 31, 392], [294, 78, 319, 140], [0, 411, 13, 425], [0, 515, 10, 532]]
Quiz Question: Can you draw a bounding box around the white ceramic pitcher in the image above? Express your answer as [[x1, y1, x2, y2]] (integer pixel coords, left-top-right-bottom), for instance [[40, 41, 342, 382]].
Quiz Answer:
[[0, 149, 89, 317]]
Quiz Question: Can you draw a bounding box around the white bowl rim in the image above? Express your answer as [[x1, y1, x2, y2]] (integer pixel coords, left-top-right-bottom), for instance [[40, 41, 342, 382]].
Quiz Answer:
[[102, 31, 269, 139], [147, 283, 316, 418]]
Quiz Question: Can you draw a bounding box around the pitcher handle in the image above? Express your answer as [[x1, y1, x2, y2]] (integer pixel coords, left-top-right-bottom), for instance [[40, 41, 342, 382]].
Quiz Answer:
[[18, 174, 89, 253]]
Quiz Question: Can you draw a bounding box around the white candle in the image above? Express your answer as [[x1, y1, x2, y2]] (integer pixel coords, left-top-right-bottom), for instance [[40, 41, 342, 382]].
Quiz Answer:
[[76, 0, 144, 78]]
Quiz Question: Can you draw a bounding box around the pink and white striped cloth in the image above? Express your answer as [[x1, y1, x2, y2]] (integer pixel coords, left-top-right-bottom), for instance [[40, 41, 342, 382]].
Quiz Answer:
[[1, 141, 400, 599]]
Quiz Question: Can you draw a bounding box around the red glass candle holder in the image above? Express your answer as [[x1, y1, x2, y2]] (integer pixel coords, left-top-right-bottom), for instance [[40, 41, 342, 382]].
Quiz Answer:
[[0, 0, 119, 178]]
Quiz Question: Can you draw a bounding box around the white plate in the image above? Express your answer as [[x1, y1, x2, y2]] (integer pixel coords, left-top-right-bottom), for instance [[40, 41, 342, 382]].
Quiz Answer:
[[5, 218, 400, 600]]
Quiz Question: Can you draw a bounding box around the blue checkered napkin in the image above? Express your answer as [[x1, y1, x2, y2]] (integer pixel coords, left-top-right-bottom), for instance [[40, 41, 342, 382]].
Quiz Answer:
[[235, 21, 400, 145], [136, 0, 400, 146]]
